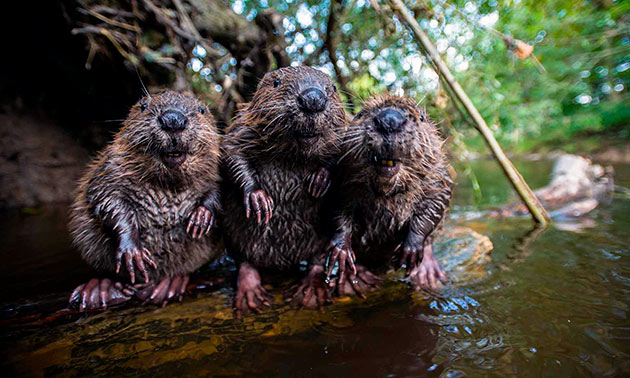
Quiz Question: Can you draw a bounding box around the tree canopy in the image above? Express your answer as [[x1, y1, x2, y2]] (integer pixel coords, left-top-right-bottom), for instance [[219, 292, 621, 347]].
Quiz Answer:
[[68, 0, 630, 151]]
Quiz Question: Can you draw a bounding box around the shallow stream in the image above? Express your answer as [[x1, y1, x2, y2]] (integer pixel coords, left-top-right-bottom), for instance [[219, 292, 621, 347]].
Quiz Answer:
[[1, 158, 629, 377]]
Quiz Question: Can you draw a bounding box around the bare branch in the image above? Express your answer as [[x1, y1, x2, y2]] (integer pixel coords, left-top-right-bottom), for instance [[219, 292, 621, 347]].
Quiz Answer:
[[325, 0, 356, 112]]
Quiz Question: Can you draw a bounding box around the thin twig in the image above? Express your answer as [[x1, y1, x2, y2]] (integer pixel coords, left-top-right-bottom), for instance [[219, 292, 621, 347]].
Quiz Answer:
[[80, 7, 140, 32], [387, 0, 550, 225], [325, 0, 356, 112], [171, 0, 220, 59], [72, 26, 138, 65]]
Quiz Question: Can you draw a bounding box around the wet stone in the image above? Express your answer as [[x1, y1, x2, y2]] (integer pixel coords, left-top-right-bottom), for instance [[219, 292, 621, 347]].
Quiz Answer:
[[0, 225, 492, 376]]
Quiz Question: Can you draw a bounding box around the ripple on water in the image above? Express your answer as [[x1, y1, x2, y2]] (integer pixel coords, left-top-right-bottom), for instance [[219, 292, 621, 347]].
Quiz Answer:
[[2, 159, 630, 376]]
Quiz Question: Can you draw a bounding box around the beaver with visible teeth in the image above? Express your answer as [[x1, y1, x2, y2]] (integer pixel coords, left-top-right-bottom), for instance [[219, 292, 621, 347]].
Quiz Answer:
[[68, 90, 222, 311], [222, 66, 347, 315], [325, 94, 453, 295]]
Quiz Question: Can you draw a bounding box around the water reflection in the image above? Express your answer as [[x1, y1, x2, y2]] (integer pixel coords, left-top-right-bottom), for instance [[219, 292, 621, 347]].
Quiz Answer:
[[1, 159, 629, 376]]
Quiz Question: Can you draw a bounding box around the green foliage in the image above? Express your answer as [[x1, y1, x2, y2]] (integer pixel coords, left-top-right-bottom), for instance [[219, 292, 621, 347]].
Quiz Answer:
[[227, 0, 630, 152], [441, 0, 630, 151]]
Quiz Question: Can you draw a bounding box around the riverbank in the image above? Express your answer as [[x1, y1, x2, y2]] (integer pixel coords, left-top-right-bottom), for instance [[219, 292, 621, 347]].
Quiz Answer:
[[455, 133, 630, 164]]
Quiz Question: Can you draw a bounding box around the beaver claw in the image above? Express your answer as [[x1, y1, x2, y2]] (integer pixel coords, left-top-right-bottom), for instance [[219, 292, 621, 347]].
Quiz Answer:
[[325, 234, 357, 285], [332, 265, 381, 298], [307, 167, 331, 198], [408, 245, 447, 291], [186, 206, 214, 239], [285, 264, 332, 309], [234, 262, 272, 318], [399, 231, 425, 273], [115, 245, 157, 284], [135, 275, 190, 307], [399, 245, 422, 274], [69, 278, 134, 312], [244, 189, 274, 224]]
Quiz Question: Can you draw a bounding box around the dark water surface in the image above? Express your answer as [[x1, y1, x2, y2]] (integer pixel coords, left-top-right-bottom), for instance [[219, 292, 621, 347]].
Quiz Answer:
[[1, 158, 629, 377]]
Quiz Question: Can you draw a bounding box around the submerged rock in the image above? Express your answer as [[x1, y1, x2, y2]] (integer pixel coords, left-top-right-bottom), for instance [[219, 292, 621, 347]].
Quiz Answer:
[[0, 226, 492, 377]]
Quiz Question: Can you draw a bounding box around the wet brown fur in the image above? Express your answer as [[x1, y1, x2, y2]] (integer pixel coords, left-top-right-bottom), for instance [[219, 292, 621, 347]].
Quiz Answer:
[[69, 91, 222, 281], [222, 66, 347, 268], [336, 94, 453, 265]]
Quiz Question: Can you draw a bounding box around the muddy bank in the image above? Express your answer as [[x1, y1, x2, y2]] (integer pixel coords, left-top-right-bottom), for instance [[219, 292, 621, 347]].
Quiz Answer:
[[454, 140, 630, 164], [0, 113, 89, 209], [590, 144, 630, 164]]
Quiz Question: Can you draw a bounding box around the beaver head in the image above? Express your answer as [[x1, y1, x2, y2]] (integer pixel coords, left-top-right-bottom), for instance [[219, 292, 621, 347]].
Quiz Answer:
[[347, 95, 444, 195], [118, 90, 220, 182], [238, 66, 346, 158]]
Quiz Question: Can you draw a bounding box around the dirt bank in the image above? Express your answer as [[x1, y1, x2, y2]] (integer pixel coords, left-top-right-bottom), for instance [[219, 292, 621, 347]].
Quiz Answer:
[[0, 113, 89, 209]]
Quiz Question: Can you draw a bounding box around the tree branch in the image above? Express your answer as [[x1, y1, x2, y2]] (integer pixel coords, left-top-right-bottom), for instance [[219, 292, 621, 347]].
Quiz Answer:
[[325, 0, 356, 112]]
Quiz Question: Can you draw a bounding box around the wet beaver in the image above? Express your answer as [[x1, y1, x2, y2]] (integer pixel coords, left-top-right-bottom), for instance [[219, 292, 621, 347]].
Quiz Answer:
[[325, 94, 452, 295], [222, 66, 346, 315], [69, 90, 221, 311]]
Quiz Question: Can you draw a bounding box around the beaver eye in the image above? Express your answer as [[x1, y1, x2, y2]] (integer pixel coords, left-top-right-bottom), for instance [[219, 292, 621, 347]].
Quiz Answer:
[[140, 103, 148, 111], [198, 106, 205, 114], [332, 84, 337, 92], [273, 78, 281, 88], [418, 114, 425, 122]]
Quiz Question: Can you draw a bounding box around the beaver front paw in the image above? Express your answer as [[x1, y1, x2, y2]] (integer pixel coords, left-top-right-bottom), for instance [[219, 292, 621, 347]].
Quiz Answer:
[[307, 167, 331, 198], [285, 264, 332, 309], [334, 265, 381, 298], [69, 278, 134, 312], [325, 235, 357, 285], [408, 246, 447, 291], [233, 262, 272, 318], [115, 245, 157, 284], [244, 189, 274, 224], [399, 231, 425, 274], [186, 206, 214, 239]]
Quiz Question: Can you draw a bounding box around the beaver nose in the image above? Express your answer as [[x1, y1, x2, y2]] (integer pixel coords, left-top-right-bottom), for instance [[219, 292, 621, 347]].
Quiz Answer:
[[297, 87, 327, 113], [374, 109, 406, 134], [159, 110, 188, 132]]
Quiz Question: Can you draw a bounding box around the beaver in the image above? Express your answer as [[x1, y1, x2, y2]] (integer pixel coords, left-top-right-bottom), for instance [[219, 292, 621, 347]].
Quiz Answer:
[[68, 90, 222, 311], [222, 66, 347, 315], [324, 94, 452, 295]]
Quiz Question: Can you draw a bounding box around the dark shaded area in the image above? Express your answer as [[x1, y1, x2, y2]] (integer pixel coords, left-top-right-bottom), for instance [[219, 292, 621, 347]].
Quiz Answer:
[[0, 2, 147, 208], [1, 1, 143, 149]]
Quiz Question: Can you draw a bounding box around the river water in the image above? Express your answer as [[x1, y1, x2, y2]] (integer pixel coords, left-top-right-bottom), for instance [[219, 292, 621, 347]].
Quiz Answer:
[[1, 158, 629, 377]]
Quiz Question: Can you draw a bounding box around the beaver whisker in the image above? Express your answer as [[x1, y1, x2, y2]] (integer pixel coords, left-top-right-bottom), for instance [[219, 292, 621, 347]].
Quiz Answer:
[[342, 133, 365, 141], [196, 128, 221, 138], [339, 140, 367, 162], [415, 94, 428, 107], [342, 135, 364, 143], [100, 119, 128, 123], [342, 131, 364, 138], [263, 113, 289, 129]]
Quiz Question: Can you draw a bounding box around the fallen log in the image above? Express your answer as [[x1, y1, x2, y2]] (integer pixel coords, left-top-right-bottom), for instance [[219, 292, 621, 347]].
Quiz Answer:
[[496, 154, 614, 219]]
